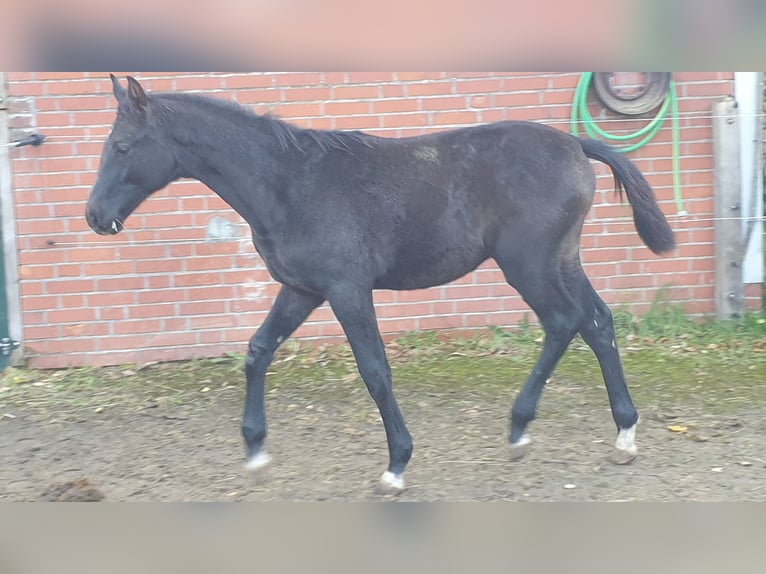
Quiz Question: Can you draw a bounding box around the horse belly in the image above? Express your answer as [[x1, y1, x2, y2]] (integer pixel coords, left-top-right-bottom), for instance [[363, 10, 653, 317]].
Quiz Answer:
[[374, 240, 487, 290]]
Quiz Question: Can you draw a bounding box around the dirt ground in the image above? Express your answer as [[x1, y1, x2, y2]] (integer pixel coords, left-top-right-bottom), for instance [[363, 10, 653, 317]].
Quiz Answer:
[[1, 338, 765, 501]]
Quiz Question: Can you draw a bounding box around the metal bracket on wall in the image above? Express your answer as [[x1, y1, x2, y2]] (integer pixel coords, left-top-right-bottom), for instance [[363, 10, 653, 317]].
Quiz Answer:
[[2, 133, 46, 150], [1, 337, 19, 356]]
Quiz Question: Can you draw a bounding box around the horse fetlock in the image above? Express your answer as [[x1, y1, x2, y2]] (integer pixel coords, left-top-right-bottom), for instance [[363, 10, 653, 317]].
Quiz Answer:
[[242, 423, 265, 447], [511, 401, 536, 425], [508, 411, 534, 444], [612, 407, 639, 431]]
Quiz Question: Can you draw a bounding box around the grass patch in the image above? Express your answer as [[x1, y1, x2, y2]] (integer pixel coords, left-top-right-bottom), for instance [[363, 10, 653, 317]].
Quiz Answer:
[[1, 304, 765, 419]]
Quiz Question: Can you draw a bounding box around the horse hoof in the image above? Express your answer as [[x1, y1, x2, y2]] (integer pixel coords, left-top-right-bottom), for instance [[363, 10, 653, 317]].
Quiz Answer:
[[610, 423, 638, 465], [509, 435, 531, 461], [377, 471, 405, 494], [244, 451, 272, 473], [609, 447, 637, 465]]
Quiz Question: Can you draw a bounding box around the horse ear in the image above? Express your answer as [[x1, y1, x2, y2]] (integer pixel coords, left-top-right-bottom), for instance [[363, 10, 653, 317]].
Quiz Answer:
[[110, 73, 128, 104], [126, 76, 148, 111]]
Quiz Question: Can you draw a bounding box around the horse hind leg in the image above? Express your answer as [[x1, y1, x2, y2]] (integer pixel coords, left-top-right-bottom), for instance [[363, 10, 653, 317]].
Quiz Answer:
[[576, 282, 640, 464], [508, 315, 579, 460], [495, 255, 585, 460]]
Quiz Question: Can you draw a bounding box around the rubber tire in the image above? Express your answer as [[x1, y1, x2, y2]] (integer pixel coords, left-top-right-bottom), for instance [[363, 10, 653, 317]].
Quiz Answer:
[[592, 72, 671, 116]]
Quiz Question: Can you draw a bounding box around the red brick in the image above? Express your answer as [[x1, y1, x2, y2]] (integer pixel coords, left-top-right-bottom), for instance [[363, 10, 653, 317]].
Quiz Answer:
[[335, 115, 381, 130], [407, 82, 455, 97], [113, 319, 163, 335], [100, 307, 127, 321], [274, 73, 323, 87], [455, 299, 503, 313], [397, 72, 445, 82], [44, 80, 101, 94], [84, 262, 134, 276], [98, 335, 153, 351], [346, 73, 394, 84], [24, 325, 61, 340], [324, 101, 372, 116], [374, 99, 420, 114], [46, 279, 96, 294], [135, 259, 184, 274], [443, 285, 491, 299], [189, 316, 238, 330], [48, 338, 100, 355], [418, 315, 464, 330], [180, 301, 228, 315], [433, 111, 479, 125], [146, 275, 171, 289], [48, 307, 97, 323], [138, 289, 188, 304], [283, 87, 331, 102], [174, 272, 221, 287], [235, 89, 283, 105], [88, 291, 136, 306], [225, 74, 274, 89], [128, 304, 176, 319], [381, 113, 429, 128], [333, 85, 380, 100], [173, 76, 225, 91], [96, 276, 145, 291], [420, 96, 470, 111], [58, 96, 112, 111]]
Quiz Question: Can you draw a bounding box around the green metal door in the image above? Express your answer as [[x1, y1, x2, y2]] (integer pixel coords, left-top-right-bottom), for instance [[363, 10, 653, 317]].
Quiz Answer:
[[0, 74, 19, 370], [0, 213, 12, 370]]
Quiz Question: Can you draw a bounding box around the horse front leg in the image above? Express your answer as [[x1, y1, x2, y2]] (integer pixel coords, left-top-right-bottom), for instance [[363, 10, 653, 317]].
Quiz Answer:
[[328, 287, 413, 492], [242, 285, 324, 472]]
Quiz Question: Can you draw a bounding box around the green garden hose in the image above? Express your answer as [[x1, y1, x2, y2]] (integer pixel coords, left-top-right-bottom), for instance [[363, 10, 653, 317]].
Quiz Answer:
[[571, 72, 685, 215]]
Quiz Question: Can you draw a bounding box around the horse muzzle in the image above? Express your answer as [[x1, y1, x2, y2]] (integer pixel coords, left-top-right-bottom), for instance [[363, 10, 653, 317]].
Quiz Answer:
[[86, 207, 124, 235]]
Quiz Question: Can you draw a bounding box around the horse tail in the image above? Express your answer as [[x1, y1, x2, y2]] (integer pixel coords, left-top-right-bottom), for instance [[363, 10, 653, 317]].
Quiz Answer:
[[579, 137, 676, 255]]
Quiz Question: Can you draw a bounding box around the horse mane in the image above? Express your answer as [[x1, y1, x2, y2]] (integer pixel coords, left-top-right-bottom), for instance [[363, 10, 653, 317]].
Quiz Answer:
[[153, 91, 374, 153]]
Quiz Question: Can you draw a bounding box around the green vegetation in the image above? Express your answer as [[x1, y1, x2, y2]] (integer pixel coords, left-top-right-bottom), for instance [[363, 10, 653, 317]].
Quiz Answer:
[[1, 302, 765, 420]]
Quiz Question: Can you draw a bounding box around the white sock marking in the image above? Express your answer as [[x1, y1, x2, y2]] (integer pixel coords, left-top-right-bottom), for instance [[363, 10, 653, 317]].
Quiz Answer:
[[380, 471, 405, 491], [244, 451, 272, 472], [615, 423, 637, 455], [511, 435, 531, 447]]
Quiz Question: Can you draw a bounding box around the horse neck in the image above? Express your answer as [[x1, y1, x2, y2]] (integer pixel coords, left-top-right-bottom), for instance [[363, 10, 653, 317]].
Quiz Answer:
[[162, 100, 292, 231]]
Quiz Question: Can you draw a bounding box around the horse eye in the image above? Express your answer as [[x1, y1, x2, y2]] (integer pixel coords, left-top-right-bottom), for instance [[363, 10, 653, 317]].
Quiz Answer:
[[115, 142, 130, 154]]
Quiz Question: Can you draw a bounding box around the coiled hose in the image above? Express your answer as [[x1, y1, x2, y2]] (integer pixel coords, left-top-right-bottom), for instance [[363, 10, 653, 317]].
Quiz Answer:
[[571, 72, 685, 215]]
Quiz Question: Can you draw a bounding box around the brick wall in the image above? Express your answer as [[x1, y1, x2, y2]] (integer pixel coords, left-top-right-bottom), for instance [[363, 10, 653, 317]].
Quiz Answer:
[[5, 72, 760, 368]]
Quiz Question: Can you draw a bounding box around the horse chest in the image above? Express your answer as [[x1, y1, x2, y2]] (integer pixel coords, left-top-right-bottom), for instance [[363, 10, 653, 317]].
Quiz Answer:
[[249, 234, 325, 294]]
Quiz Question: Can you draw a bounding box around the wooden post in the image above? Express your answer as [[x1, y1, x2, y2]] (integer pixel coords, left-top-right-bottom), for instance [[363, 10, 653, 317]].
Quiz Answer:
[[712, 96, 745, 319]]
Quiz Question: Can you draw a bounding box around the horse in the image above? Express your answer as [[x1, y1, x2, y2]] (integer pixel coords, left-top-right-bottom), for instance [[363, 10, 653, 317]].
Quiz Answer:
[[85, 75, 676, 492]]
